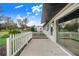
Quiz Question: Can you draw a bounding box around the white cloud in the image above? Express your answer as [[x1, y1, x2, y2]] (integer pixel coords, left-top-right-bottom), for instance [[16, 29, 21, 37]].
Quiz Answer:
[[35, 13, 38, 15], [27, 20, 40, 27], [32, 4, 42, 13], [16, 14, 26, 21], [16, 14, 23, 19], [39, 4, 42, 8], [26, 12, 32, 17], [26, 15, 40, 27], [15, 5, 24, 9], [32, 6, 40, 13], [31, 4, 42, 15], [27, 12, 31, 15], [0, 20, 5, 24], [27, 20, 36, 27]]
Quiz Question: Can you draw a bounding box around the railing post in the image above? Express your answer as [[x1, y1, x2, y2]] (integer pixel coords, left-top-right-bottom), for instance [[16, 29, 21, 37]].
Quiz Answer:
[[12, 34, 15, 55], [31, 32, 33, 38], [70, 32, 72, 39], [7, 34, 12, 56]]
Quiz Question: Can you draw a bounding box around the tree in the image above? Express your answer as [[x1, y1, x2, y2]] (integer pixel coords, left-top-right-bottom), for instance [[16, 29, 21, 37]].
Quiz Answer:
[[6, 17, 17, 30], [23, 17, 27, 25], [22, 17, 28, 29], [0, 16, 17, 30], [0, 6, 17, 31], [31, 25, 35, 32], [0, 24, 1, 31], [17, 17, 28, 30]]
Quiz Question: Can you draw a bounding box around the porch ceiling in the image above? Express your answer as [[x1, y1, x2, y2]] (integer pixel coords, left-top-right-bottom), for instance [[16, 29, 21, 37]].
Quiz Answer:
[[41, 3, 68, 26], [58, 9, 79, 23]]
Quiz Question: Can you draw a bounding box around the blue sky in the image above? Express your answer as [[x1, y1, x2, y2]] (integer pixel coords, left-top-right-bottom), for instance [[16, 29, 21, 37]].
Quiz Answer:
[[0, 3, 42, 26]]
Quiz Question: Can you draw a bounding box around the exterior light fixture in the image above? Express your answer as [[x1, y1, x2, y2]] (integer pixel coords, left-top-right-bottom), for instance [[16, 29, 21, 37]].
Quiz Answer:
[[51, 22, 54, 27]]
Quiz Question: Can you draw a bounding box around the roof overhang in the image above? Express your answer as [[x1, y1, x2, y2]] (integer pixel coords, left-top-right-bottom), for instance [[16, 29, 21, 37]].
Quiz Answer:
[[41, 3, 68, 26]]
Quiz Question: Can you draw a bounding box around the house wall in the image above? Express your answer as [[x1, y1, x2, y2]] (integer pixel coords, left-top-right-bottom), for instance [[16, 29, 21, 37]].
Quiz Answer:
[[35, 26, 42, 32], [43, 22, 54, 41], [43, 19, 57, 43]]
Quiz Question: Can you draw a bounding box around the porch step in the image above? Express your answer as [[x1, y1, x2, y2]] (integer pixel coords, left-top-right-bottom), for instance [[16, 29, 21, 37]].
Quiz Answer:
[[32, 32, 48, 39]]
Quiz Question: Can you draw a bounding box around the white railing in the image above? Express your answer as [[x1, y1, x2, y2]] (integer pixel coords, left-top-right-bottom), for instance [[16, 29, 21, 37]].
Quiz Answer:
[[7, 32, 32, 56]]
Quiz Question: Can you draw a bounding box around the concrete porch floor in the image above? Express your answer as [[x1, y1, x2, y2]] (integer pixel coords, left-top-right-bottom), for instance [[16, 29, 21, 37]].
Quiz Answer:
[[20, 39, 69, 56]]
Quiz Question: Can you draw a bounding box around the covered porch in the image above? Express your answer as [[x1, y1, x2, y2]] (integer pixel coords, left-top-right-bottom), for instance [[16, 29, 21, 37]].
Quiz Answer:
[[7, 32, 69, 56]]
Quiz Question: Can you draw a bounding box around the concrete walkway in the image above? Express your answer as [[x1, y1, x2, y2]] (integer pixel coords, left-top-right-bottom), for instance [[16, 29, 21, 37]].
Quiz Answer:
[[20, 39, 68, 56]]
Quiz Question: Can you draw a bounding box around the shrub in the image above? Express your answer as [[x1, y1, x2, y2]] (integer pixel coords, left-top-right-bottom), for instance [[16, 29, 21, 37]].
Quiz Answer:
[[31, 27, 35, 32], [1, 34, 9, 38], [9, 29, 21, 34]]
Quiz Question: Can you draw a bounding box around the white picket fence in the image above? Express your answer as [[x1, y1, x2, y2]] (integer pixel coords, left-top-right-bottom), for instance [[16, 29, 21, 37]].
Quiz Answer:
[[7, 32, 32, 56]]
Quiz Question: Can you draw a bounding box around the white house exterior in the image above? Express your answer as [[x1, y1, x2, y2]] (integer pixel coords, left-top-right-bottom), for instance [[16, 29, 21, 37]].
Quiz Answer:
[[35, 26, 42, 32], [41, 3, 79, 55]]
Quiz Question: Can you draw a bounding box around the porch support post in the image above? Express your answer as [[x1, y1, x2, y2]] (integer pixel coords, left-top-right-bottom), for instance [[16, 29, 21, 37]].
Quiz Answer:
[[53, 20, 58, 42]]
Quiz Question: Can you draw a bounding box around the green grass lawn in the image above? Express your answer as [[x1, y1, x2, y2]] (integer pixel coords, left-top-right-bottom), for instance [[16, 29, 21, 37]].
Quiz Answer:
[[0, 31, 9, 46], [0, 29, 30, 46], [0, 37, 6, 46]]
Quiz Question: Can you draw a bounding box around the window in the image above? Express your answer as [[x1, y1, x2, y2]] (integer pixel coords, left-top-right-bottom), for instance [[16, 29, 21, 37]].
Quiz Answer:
[[57, 9, 79, 55]]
